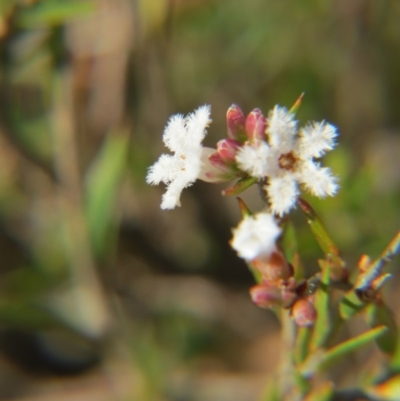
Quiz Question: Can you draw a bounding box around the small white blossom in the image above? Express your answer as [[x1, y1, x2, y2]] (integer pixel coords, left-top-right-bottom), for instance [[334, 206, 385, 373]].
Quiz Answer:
[[234, 105, 339, 216], [230, 212, 281, 261], [265, 107, 339, 216], [146, 105, 211, 209]]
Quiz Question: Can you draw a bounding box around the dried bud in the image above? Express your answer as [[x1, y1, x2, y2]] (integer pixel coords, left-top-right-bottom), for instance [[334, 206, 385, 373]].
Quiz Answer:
[[252, 251, 292, 283], [216, 138, 242, 164], [358, 254, 371, 272], [227, 104, 246, 141], [291, 299, 317, 327], [245, 108, 266, 141], [250, 284, 282, 309]]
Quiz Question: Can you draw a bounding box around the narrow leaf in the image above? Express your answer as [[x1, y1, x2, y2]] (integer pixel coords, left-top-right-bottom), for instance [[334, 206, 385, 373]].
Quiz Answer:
[[365, 303, 397, 355], [294, 326, 312, 364], [339, 289, 366, 319], [320, 326, 388, 371], [222, 176, 257, 196], [300, 326, 388, 377], [84, 131, 129, 259], [236, 197, 253, 218], [297, 198, 346, 281], [311, 262, 332, 349], [289, 92, 305, 114]]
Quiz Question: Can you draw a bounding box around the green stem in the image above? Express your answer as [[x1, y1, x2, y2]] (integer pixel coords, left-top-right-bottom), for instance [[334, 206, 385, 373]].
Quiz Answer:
[[321, 326, 387, 369]]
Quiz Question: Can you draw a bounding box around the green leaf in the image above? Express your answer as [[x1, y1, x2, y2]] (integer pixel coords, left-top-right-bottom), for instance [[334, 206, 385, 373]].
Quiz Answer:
[[294, 326, 312, 364], [16, 0, 96, 28], [339, 288, 366, 319], [222, 176, 257, 196], [365, 303, 397, 355], [281, 219, 298, 264], [236, 197, 253, 218], [84, 131, 129, 259], [297, 198, 346, 281], [301, 326, 388, 377], [320, 326, 387, 372], [289, 92, 305, 114], [311, 262, 332, 350]]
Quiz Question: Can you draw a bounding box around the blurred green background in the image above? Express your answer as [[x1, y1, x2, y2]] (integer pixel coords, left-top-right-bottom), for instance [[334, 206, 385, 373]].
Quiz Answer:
[[0, 0, 399, 400]]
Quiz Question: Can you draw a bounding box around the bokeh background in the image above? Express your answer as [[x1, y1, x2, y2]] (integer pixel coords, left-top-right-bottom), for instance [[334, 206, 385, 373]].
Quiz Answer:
[[0, 0, 399, 400]]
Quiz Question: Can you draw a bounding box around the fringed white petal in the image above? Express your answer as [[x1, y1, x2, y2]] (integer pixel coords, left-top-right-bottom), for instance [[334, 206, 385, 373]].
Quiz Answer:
[[236, 141, 271, 178], [266, 106, 297, 153], [298, 160, 339, 197], [265, 174, 299, 216], [297, 121, 338, 159]]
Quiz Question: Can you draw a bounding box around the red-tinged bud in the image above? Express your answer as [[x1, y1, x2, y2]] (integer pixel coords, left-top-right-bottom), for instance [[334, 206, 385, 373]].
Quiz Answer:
[[281, 286, 298, 308], [250, 284, 282, 309], [291, 299, 317, 327], [217, 138, 241, 164], [245, 108, 266, 141], [198, 148, 237, 183], [227, 104, 246, 141], [208, 151, 227, 170], [252, 251, 292, 283]]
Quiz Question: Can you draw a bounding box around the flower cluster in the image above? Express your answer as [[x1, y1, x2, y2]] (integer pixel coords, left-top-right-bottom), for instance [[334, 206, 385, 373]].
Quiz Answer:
[[147, 99, 339, 324], [147, 100, 338, 216], [230, 211, 317, 326]]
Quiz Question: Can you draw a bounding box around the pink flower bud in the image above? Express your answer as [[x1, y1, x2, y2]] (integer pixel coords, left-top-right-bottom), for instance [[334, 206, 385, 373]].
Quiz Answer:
[[250, 284, 282, 309], [281, 286, 298, 308], [198, 148, 237, 183], [291, 299, 317, 327], [216, 138, 242, 164], [252, 251, 292, 283], [245, 108, 266, 141], [226, 104, 246, 141]]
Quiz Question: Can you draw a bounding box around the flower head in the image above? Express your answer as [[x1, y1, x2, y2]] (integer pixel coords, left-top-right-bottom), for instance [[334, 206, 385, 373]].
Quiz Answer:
[[230, 212, 281, 261], [146, 105, 212, 209], [264, 106, 338, 215], [234, 105, 339, 216]]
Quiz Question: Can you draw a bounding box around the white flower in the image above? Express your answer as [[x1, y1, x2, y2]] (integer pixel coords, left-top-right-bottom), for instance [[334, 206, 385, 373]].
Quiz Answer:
[[230, 212, 281, 261], [146, 105, 212, 209], [264, 106, 338, 215], [233, 105, 339, 216]]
